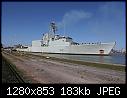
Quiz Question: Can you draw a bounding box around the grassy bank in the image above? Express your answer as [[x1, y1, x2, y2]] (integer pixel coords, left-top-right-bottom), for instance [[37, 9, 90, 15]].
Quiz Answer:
[[25, 52, 125, 72], [4, 51, 125, 72], [49, 56, 125, 71]]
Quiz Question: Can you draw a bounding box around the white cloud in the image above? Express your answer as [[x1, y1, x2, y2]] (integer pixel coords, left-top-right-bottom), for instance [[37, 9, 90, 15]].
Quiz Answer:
[[57, 10, 92, 28]]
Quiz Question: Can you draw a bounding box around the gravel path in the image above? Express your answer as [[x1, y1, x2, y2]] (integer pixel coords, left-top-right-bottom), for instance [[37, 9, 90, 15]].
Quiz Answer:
[[2, 52, 125, 84]]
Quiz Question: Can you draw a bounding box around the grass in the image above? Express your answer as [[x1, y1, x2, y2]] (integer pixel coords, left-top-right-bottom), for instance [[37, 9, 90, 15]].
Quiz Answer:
[[50, 56, 125, 71], [3, 51, 125, 72], [24, 52, 125, 72]]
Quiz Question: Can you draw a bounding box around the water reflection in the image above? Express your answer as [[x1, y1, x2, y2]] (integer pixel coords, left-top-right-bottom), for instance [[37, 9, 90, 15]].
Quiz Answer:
[[99, 56, 104, 64], [34, 53, 125, 65]]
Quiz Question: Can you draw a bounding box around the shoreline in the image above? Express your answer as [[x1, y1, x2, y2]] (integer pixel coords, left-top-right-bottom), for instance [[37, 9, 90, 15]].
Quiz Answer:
[[30, 52, 125, 66], [2, 51, 125, 83], [26, 52, 125, 71], [3, 51, 125, 71]]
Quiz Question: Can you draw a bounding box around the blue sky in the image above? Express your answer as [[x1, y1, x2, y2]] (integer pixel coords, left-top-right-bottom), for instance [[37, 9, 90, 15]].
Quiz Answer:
[[2, 2, 126, 50]]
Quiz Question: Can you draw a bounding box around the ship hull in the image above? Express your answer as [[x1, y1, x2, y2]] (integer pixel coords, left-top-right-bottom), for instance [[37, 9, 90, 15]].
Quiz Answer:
[[24, 42, 115, 55]]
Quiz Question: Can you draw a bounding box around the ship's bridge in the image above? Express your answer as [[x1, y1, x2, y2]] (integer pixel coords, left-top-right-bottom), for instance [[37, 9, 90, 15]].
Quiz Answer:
[[56, 36, 73, 43], [48, 36, 73, 46]]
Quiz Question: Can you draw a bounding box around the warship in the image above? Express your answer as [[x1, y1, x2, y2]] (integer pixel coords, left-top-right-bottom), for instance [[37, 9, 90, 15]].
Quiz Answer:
[[17, 22, 116, 55]]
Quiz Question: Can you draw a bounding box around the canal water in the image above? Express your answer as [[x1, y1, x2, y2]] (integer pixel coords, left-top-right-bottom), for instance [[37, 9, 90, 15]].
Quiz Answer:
[[32, 53, 126, 65]]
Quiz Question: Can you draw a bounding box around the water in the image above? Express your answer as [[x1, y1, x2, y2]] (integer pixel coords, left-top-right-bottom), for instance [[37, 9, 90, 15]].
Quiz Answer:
[[32, 53, 126, 65]]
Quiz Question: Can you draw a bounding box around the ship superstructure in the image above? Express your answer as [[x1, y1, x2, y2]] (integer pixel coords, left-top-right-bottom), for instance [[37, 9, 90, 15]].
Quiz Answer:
[[17, 22, 116, 55]]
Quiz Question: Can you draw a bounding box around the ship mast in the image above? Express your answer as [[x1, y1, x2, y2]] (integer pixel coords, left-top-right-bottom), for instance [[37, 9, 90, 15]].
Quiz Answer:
[[63, 21, 66, 37], [50, 21, 57, 39]]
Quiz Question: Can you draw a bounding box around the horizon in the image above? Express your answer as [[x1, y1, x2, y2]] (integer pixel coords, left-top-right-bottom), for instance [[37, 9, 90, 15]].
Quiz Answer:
[[2, 2, 126, 50]]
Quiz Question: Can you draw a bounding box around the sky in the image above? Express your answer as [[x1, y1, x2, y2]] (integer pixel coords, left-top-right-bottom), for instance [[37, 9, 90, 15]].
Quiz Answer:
[[2, 2, 126, 50]]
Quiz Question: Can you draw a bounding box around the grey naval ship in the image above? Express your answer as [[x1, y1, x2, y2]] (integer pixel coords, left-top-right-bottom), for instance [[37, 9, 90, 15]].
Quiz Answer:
[[17, 22, 116, 55]]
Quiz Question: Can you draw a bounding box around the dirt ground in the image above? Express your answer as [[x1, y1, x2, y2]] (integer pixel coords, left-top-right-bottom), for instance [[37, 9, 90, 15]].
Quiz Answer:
[[2, 52, 125, 84]]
